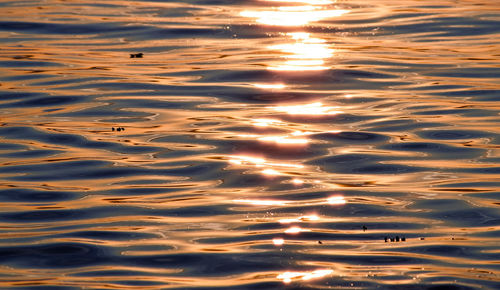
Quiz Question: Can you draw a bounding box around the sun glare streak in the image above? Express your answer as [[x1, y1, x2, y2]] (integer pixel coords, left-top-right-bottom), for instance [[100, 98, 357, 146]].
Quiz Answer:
[[277, 269, 334, 283], [240, 7, 349, 26], [279, 214, 319, 224], [252, 83, 287, 89], [227, 155, 304, 169], [267, 32, 335, 71], [233, 199, 289, 206], [273, 238, 285, 245], [251, 118, 282, 127], [327, 195, 346, 205], [270, 102, 344, 115], [263, 0, 334, 4], [284, 226, 311, 234], [262, 168, 281, 176], [258, 135, 309, 145], [269, 41, 333, 59]]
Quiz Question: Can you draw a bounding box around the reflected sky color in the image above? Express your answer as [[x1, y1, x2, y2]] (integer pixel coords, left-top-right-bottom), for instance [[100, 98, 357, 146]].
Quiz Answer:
[[278, 269, 334, 283]]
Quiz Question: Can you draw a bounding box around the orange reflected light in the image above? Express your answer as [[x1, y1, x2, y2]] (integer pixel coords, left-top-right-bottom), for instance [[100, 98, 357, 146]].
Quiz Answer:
[[270, 102, 343, 115], [228, 155, 266, 165], [284, 226, 311, 234], [273, 238, 285, 245], [267, 32, 335, 71], [253, 83, 287, 89], [240, 7, 348, 26], [233, 199, 288, 206], [279, 214, 319, 224], [270, 41, 332, 59], [263, 0, 334, 4], [327, 195, 346, 205], [277, 269, 334, 284], [258, 135, 309, 145], [228, 155, 304, 169], [262, 168, 281, 176], [292, 178, 304, 185], [251, 118, 282, 127]]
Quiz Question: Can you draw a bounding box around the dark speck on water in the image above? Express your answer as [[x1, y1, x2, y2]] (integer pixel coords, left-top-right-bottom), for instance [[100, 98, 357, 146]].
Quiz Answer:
[[0, 0, 498, 289]]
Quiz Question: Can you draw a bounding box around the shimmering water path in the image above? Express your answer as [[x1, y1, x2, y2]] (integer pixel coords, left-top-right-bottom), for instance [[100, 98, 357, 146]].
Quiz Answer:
[[0, 0, 499, 289]]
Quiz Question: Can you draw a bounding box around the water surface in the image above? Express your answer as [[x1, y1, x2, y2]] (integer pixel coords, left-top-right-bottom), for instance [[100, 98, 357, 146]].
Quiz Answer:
[[0, 0, 499, 289]]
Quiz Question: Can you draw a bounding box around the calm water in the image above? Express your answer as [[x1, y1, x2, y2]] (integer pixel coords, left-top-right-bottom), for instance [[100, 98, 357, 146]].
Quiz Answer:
[[0, 0, 499, 289]]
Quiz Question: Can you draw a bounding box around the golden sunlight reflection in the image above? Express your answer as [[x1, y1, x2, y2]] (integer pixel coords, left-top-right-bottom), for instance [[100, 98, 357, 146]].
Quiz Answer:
[[277, 269, 334, 283], [227, 155, 304, 169], [284, 226, 311, 234], [257, 135, 309, 145], [267, 32, 335, 71], [252, 83, 287, 89], [263, 0, 334, 4], [261, 168, 281, 176], [327, 195, 346, 205], [273, 238, 285, 246], [233, 199, 288, 206], [270, 102, 343, 115], [240, 6, 348, 26], [251, 118, 282, 127], [279, 214, 319, 224]]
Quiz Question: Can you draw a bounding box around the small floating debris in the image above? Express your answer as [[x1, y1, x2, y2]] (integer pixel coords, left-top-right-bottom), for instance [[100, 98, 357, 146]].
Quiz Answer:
[[362, 226, 367, 232], [130, 53, 143, 58], [385, 236, 406, 243], [112, 127, 125, 132], [318, 240, 323, 244]]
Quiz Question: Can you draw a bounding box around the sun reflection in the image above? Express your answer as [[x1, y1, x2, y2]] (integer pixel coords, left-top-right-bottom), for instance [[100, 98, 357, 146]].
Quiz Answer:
[[258, 135, 309, 145], [240, 6, 348, 26], [267, 32, 335, 71], [277, 269, 334, 283], [241, 1, 348, 70], [284, 226, 311, 234], [261, 168, 281, 176], [270, 102, 343, 115], [327, 195, 346, 205], [252, 83, 287, 89], [273, 238, 285, 245], [228, 155, 266, 166], [251, 118, 282, 127], [279, 214, 319, 224], [263, 0, 335, 4], [227, 155, 304, 170], [233, 199, 288, 206]]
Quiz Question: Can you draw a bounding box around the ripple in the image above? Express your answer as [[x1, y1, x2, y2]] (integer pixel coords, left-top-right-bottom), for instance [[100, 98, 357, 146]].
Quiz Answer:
[[0, 0, 498, 289]]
